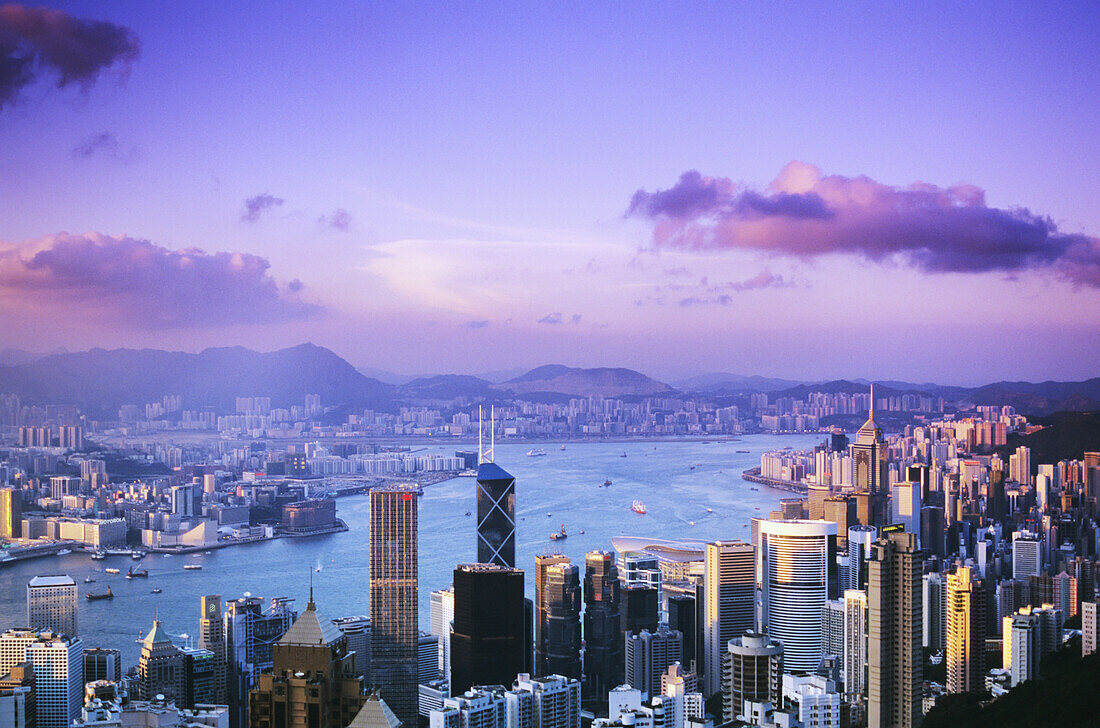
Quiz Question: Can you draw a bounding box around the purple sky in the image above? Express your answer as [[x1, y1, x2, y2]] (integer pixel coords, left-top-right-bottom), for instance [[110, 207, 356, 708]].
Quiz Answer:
[[1, 1, 1098, 384]]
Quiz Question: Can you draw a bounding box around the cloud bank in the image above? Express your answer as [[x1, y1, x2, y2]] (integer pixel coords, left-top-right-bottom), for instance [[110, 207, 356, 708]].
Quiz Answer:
[[628, 163, 1100, 287], [0, 3, 139, 108], [0, 233, 320, 328], [241, 193, 284, 223]]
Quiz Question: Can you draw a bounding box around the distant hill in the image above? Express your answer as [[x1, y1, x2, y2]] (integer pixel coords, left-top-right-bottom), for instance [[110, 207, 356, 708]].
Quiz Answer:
[[964, 378, 1100, 415], [995, 411, 1100, 466], [497, 365, 676, 397], [0, 343, 393, 417], [397, 375, 499, 401], [673, 373, 806, 394]]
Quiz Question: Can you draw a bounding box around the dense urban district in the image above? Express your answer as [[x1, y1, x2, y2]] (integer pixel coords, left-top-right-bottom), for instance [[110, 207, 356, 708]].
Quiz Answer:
[[1, 345, 1099, 728]]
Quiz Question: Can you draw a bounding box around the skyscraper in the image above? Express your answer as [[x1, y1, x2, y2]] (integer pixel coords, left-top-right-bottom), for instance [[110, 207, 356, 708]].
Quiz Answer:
[[622, 584, 659, 643], [138, 618, 184, 703], [1012, 531, 1042, 581], [476, 458, 516, 568], [429, 586, 455, 682], [667, 593, 698, 673], [0, 487, 21, 539], [583, 551, 622, 698], [542, 561, 582, 680], [723, 631, 783, 724], [197, 595, 228, 705], [922, 573, 946, 653], [535, 554, 572, 675], [1083, 599, 1100, 657], [224, 595, 297, 728], [370, 485, 419, 726], [758, 520, 838, 672], [945, 566, 986, 695], [844, 589, 868, 700], [625, 626, 683, 700], [27, 575, 77, 636], [450, 563, 527, 695], [702, 541, 754, 697], [847, 525, 878, 592], [0, 629, 83, 728], [866, 531, 922, 728], [851, 389, 888, 526], [890, 482, 921, 539]]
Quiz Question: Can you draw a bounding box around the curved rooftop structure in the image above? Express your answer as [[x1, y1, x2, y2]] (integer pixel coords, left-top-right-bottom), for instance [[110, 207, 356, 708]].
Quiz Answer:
[[610, 536, 710, 564]]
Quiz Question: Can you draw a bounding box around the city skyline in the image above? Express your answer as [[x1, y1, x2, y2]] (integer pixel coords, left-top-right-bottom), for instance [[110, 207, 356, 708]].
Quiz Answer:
[[1, 2, 1098, 383]]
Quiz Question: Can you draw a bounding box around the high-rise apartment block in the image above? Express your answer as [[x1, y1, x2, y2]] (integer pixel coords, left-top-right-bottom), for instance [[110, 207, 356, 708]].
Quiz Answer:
[[0, 629, 84, 728], [945, 566, 986, 695], [723, 631, 783, 724], [866, 531, 922, 728]]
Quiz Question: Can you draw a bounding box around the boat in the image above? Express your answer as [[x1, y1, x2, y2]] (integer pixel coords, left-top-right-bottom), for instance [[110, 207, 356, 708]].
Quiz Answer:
[[464, 511, 472, 517], [104, 568, 120, 574], [631, 500, 647, 515], [601, 478, 612, 488], [706, 508, 714, 513], [620, 452, 627, 458], [126, 567, 148, 579], [549, 524, 567, 541], [736, 450, 750, 453], [86, 587, 113, 601], [84, 576, 96, 583], [183, 564, 203, 570], [91, 551, 106, 560], [750, 487, 759, 491], [57, 548, 72, 556], [131, 551, 145, 560], [204, 551, 212, 555], [151, 588, 162, 594], [526, 448, 547, 457], [688, 520, 695, 526], [560, 445, 566, 451]]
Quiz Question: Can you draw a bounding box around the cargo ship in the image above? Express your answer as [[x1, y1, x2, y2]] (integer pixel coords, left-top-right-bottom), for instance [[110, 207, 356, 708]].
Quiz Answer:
[[549, 524, 567, 541], [126, 567, 148, 579], [86, 586, 113, 601]]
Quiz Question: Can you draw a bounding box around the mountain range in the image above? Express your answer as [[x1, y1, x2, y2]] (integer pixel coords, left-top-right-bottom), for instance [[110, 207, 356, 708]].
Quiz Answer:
[[0, 344, 1097, 417]]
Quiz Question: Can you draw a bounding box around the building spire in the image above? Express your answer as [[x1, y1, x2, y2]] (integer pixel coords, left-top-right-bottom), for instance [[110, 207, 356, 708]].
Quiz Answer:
[[309, 566, 315, 608]]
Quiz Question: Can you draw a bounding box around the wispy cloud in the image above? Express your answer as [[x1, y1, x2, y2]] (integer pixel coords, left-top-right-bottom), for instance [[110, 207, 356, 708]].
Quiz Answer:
[[320, 208, 352, 232], [465, 319, 489, 330], [0, 232, 321, 328], [0, 3, 139, 108], [241, 193, 284, 223], [538, 312, 563, 325], [628, 162, 1100, 288]]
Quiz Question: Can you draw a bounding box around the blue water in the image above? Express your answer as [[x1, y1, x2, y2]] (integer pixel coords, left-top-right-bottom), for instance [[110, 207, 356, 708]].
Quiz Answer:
[[0, 435, 821, 665]]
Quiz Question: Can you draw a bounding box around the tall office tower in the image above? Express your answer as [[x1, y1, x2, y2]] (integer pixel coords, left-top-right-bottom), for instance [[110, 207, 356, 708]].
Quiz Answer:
[[866, 532, 922, 728], [181, 646, 217, 708], [450, 563, 527, 695], [622, 584, 659, 642], [851, 389, 889, 526], [945, 566, 986, 695], [0, 629, 83, 728], [197, 595, 228, 705], [702, 541, 754, 697], [476, 461, 516, 568], [0, 487, 21, 539], [919, 507, 946, 560], [922, 574, 946, 652], [26, 576, 77, 636], [1012, 531, 1042, 579], [138, 619, 184, 703], [619, 551, 663, 605], [758, 521, 838, 672], [1009, 446, 1031, 486], [1084, 600, 1100, 656], [625, 626, 683, 700], [332, 616, 371, 680], [83, 647, 121, 683], [808, 483, 830, 520], [248, 594, 367, 728], [891, 482, 921, 538], [224, 595, 298, 728], [430, 586, 455, 682], [513, 673, 582, 728], [583, 551, 622, 698], [823, 496, 856, 551], [1003, 610, 1039, 687], [722, 631, 783, 724], [535, 554, 572, 675], [0, 662, 34, 728], [667, 594, 697, 672], [1053, 572, 1078, 617], [370, 485, 419, 726], [821, 599, 844, 665], [847, 526, 878, 592], [542, 563, 582, 680], [418, 632, 440, 685], [844, 590, 868, 699]]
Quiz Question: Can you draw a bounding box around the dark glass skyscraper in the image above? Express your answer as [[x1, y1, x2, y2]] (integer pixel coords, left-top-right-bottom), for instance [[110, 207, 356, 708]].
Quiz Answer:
[[370, 486, 418, 726], [476, 462, 516, 567], [583, 550, 622, 697], [535, 553, 572, 675], [622, 584, 659, 640], [543, 561, 582, 680], [450, 563, 527, 694]]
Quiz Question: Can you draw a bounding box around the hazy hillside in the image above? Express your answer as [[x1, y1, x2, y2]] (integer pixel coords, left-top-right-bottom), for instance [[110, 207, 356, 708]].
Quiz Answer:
[[497, 365, 676, 397]]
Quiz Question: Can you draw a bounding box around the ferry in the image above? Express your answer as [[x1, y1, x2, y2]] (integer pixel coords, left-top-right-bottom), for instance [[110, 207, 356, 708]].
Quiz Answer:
[[183, 564, 203, 570], [57, 549, 72, 556], [86, 587, 113, 601], [526, 448, 547, 457], [549, 524, 568, 541], [104, 568, 120, 575], [631, 500, 647, 515]]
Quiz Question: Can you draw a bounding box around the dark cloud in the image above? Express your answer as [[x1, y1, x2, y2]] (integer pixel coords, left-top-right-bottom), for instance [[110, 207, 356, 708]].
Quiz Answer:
[[464, 320, 489, 330], [320, 208, 352, 232], [72, 130, 118, 158], [570, 314, 582, 324], [538, 312, 563, 325], [241, 193, 284, 223], [0, 233, 321, 328], [628, 162, 1100, 287], [0, 3, 139, 108], [724, 269, 792, 292]]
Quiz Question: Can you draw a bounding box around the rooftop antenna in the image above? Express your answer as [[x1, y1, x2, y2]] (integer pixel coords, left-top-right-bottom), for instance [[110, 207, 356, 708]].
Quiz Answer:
[[309, 566, 314, 606], [489, 405, 495, 463], [478, 404, 494, 464], [869, 383, 875, 419]]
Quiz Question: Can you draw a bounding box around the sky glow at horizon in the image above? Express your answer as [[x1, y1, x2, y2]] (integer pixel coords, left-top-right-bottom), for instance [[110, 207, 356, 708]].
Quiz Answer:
[[1, 1, 1098, 384]]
